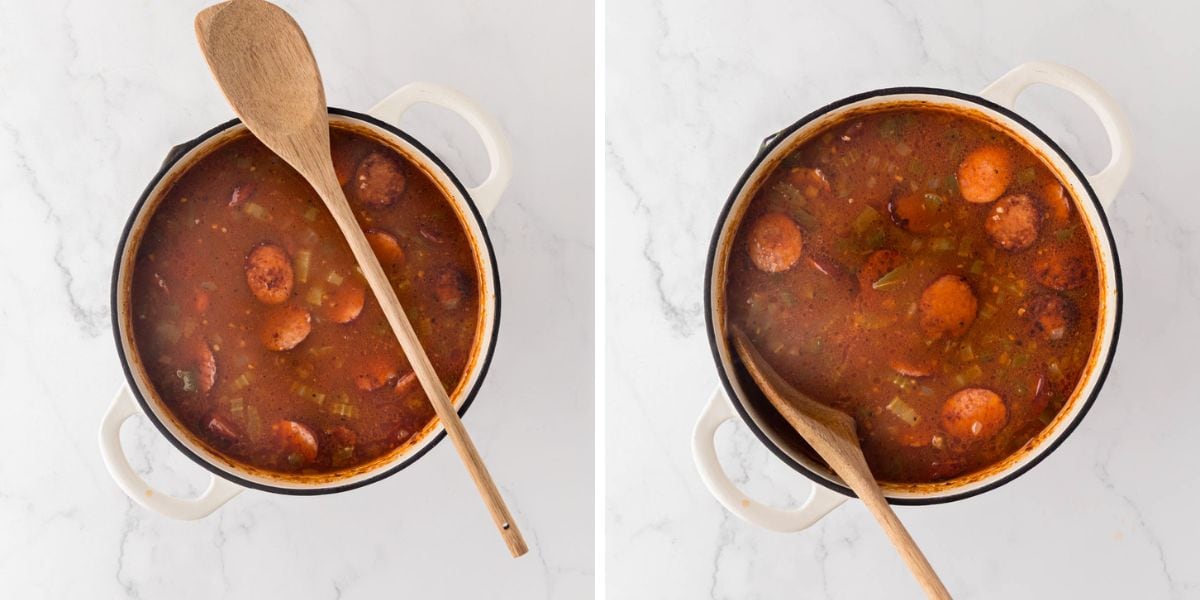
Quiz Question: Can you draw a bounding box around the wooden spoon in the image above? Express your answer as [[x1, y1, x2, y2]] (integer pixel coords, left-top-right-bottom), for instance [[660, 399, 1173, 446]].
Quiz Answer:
[[194, 0, 527, 558], [729, 326, 951, 599]]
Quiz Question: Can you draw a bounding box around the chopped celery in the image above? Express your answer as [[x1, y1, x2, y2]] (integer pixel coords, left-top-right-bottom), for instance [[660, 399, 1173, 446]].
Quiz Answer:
[[241, 201, 268, 220], [306, 286, 325, 306], [886, 397, 921, 426], [295, 250, 311, 284], [852, 206, 881, 234], [970, 260, 984, 275], [233, 372, 252, 390], [1016, 167, 1036, 185], [326, 271, 344, 286], [930, 238, 955, 252], [155, 322, 181, 344], [303, 207, 319, 222]]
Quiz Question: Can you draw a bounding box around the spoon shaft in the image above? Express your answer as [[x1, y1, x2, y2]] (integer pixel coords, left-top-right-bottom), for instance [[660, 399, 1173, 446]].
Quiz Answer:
[[306, 154, 527, 557]]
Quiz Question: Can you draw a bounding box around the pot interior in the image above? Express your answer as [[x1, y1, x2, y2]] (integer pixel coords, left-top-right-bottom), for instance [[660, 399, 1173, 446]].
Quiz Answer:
[[114, 112, 498, 493], [710, 90, 1119, 502]]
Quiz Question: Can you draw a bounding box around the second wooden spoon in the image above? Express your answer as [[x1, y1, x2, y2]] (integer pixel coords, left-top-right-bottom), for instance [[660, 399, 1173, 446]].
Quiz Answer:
[[729, 325, 951, 599]]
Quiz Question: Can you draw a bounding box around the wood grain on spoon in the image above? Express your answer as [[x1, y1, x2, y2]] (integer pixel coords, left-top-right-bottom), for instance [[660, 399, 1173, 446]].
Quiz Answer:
[[729, 326, 951, 599], [194, 0, 526, 557]]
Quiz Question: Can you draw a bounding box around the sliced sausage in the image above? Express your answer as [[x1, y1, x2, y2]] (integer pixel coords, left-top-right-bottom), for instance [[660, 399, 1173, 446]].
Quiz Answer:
[[1043, 182, 1071, 225], [918, 274, 978, 339], [747, 212, 804, 273], [395, 372, 419, 397], [229, 182, 256, 208], [355, 356, 398, 392], [784, 167, 831, 198], [941, 388, 1007, 441], [324, 279, 366, 324], [958, 145, 1012, 203], [1034, 253, 1090, 291], [194, 340, 217, 394], [890, 356, 938, 378], [433, 268, 470, 310], [260, 305, 312, 351], [244, 243, 294, 305], [366, 229, 405, 271], [204, 413, 240, 443], [985, 194, 1042, 251], [888, 192, 944, 234], [1026, 294, 1078, 342], [858, 249, 903, 290], [272, 419, 318, 464], [354, 151, 407, 208]]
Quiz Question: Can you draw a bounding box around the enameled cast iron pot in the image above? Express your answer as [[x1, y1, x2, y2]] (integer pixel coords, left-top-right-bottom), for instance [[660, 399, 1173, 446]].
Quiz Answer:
[[693, 62, 1132, 531], [99, 83, 512, 519]]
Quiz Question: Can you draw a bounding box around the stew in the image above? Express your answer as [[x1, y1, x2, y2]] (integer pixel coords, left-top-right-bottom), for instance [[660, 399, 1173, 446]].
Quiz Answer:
[[130, 125, 481, 475], [726, 107, 1101, 483]]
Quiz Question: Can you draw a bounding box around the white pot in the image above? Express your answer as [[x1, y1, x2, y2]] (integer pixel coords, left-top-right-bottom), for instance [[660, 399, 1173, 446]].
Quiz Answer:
[[99, 83, 512, 519], [693, 62, 1131, 531]]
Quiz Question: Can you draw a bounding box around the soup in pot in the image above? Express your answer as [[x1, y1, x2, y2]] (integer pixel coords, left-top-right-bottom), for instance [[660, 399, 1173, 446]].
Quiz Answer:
[[129, 125, 482, 476], [725, 107, 1102, 483]]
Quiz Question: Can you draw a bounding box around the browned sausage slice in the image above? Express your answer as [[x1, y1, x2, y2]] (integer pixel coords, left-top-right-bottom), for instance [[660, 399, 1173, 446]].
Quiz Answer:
[[985, 194, 1042, 251], [394, 371, 419, 397], [858, 249, 903, 290], [260, 305, 312, 351], [366, 229, 405, 271], [245, 243, 294, 305], [1026, 294, 1078, 342], [433, 268, 470, 310], [354, 151, 407, 208], [918, 274, 978, 339], [747, 212, 804, 273], [888, 192, 944, 233], [1043, 182, 1071, 225], [229, 182, 256, 208], [324, 279, 366, 324], [1034, 253, 1090, 291], [194, 340, 217, 394], [355, 356, 398, 392], [958, 145, 1012, 203], [941, 388, 1007, 440], [272, 419, 318, 464], [204, 413, 240, 443]]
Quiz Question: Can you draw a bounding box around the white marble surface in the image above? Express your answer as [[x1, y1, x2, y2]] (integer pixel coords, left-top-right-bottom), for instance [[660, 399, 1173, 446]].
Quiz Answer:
[[0, 0, 592, 597], [606, 0, 1200, 597]]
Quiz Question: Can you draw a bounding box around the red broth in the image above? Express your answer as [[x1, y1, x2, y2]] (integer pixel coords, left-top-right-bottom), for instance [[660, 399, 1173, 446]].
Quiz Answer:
[[130, 126, 481, 475], [725, 107, 1101, 483]]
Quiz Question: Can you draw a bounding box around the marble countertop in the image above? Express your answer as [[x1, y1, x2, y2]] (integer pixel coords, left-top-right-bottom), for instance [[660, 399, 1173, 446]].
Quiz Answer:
[[0, 0, 592, 597], [606, 0, 1200, 597]]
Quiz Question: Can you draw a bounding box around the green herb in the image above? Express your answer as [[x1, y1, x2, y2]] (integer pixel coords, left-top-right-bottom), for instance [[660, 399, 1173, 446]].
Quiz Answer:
[[872, 264, 910, 290], [970, 260, 984, 275]]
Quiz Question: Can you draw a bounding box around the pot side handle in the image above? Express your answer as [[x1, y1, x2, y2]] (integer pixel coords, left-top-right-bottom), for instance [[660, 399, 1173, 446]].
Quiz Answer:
[[980, 61, 1133, 209], [368, 83, 513, 220], [98, 385, 243, 520], [692, 387, 846, 532]]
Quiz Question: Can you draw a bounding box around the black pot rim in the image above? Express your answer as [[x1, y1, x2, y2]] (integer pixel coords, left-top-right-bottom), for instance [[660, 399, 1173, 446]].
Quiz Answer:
[[704, 86, 1124, 506], [110, 107, 502, 496]]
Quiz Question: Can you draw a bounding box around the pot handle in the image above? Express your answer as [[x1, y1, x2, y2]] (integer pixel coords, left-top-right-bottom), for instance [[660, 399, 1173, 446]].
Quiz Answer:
[[980, 61, 1133, 208], [98, 385, 243, 520], [692, 387, 847, 532], [368, 83, 513, 220]]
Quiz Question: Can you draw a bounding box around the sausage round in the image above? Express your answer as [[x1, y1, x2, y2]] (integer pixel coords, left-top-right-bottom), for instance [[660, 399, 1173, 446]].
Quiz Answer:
[[888, 192, 943, 234], [355, 356, 398, 392], [941, 388, 1007, 441], [858, 249, 903, 290], [260, 305, 312, 351], [272, 420, 318, 464], [985, 194, 1042, 251], [747, 212, 804, 273], [1034, 253, 1090, 291], [432, 268, 469, 310], [354, 151, 407, 208], [918, 274, 978, 339], [1026, 294, 1078, 342], [784, 167, 831, 198], [244, 243, 294, 305], [324, 279, 366, 324], [194, 340, 216, 394], [958, 145, 1012, 203], [204, 414, 240, 443], [366, 229, 405, 271]]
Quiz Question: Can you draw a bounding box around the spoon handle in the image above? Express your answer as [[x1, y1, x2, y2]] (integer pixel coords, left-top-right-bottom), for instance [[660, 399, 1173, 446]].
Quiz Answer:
[[307, 150, 527, 558], [847, 470, 952, 599]]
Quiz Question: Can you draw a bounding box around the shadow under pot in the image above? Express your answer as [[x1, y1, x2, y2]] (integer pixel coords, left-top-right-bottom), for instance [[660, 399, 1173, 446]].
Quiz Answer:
[[100, 83, 512, 519], [694, 61, 1131, 532]]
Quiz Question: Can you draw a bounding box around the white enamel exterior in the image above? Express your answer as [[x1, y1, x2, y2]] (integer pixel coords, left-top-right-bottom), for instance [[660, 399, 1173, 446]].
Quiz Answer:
[[693, 62, 1131, 532], [99, 83, 513, 519]]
